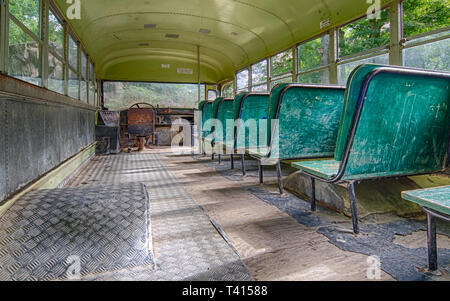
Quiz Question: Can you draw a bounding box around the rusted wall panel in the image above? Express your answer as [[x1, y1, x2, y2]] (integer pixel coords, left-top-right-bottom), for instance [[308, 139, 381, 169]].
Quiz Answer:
[[0, 99, 5, 201], [0, 96, 95, 202], [6, 100, 46, 196]]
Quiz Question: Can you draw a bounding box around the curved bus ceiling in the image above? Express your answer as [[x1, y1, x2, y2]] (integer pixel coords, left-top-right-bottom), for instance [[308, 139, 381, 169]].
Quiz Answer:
[[54, 0, 393, 84]]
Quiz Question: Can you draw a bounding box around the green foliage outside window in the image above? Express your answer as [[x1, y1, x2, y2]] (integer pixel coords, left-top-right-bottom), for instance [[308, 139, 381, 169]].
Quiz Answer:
[[236, 69, 249, 91], [222, 82, 234, 98], [8, 20, 41, 85], [49, 10, 64, 58], [298, 35, 330, 72], [338, 8, 390, 57], [403, 0, 449, 37], [104, 82, 205, 110], [9, 0, 40, 37], [271, 49, 293, 76], [252, 60, 267, 85], [69, 35, 78, 70]]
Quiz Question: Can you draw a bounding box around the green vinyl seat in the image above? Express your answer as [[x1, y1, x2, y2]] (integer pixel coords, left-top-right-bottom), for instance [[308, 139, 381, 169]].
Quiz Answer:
[[402, 186, 450, 216], [233, 93, 270, 174], [247, 147, 269, 158], [401, 186, 450, 271], [292, 159, 340, 180], [202, 97, 224, 155], [197, 100, 209, 153], [292, 64, 450, 234], [200, 100, 214, 153], [249, 83, 345, 193], [211, 97, 234, 163]]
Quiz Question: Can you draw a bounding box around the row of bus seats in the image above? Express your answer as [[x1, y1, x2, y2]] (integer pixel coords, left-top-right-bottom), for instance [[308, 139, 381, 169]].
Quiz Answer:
[[197, 64, 450, 271]]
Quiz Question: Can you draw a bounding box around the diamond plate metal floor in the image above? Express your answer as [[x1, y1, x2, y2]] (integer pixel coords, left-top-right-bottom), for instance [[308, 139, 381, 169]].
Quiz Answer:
[[68, 152, 252, 281], [0, 183, 154, 281]]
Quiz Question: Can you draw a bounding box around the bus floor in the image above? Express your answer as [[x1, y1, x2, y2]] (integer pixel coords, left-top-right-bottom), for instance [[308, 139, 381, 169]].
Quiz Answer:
[[8, 146, 448, 281], [162, 147, 450, 281]]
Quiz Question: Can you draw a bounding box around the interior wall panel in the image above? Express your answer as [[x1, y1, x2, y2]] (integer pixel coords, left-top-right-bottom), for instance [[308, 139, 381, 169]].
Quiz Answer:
[[0, 95, 95, 203]]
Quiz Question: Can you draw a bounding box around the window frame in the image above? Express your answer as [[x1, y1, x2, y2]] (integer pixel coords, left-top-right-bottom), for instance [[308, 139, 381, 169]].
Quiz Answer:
[[7, 0, 43, 86], [335, 5, 392, 84], [269, 48, 294, 82], [296, 33, 332, 84], [48, 6, 64, 61], [235, 67, 250, 93], [250, 59, 269, 92], [221, 80, 234, 98]]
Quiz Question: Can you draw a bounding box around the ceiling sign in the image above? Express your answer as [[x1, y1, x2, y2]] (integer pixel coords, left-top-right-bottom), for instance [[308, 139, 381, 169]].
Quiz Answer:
[[320, 19, 331, 29], [177, 68, 193, 75]]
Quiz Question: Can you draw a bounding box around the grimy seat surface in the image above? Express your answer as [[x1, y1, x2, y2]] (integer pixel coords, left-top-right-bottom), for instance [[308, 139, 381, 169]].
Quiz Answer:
[[197, 100, 209, 139], [213, 98, 234, 149], [402, 186, 450, 216], [224, 93, 247, 150], [201, 101, 214, 140], [234, 93, 270, 153], [293, 64, 450, 181], [204, 97, 225, 144], [249, 84, 345, 160]]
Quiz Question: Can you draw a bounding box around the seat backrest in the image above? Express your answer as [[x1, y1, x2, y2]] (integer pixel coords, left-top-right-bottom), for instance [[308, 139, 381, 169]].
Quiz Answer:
[[210, 97, 225, 143], [229, 93, 250, 148], [268, 84, 345, 159], [214, 98, 234, 145], [197, 100, 208, 138], [232, 93, 249, 122], [198, 100, 208, 111], [339, 64, 450, 180], [335, 64, 381, 161], [201, 101, 214, 139], [211, 97, 225, 119], [235, 93, 270, 150]]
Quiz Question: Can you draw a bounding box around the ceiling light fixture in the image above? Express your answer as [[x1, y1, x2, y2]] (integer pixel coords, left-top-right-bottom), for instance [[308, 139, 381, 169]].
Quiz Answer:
[[165, 33, 179, 39], [199, 28, 211, 34]]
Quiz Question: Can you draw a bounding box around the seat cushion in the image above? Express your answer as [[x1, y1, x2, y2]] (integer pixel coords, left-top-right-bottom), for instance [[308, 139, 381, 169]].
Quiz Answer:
[[402, 186, 450, 216], [292, 159, 340, 180], [248, 147, 269, 158]]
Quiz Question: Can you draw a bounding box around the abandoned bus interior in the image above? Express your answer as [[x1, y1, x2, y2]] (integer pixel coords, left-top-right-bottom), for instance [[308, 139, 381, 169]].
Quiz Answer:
[[0, 0, 449, 285]]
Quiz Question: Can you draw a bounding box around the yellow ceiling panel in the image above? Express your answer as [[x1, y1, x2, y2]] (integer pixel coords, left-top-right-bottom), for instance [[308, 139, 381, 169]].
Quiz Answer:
[[53, 0, 393, 83]]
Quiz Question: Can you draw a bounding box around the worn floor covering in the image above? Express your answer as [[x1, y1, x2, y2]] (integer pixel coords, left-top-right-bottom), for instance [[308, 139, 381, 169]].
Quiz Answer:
[[3, 147, 448, 281], [0, 184, 154, 281], [163, 150, 450, 281], [67, 151, 252, 281]]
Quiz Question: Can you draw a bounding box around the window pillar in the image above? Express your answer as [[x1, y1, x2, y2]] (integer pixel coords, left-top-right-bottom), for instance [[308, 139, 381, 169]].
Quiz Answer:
[[247, 65, 252, 92], [0, 0, 9, 74], [41, 0, 49, 88], [63, 20, 68, 96], [77, 41, 81, 99], [389, 0, 403, 66], [329, 28, 338, 84], [292, 46, 298, 82]]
